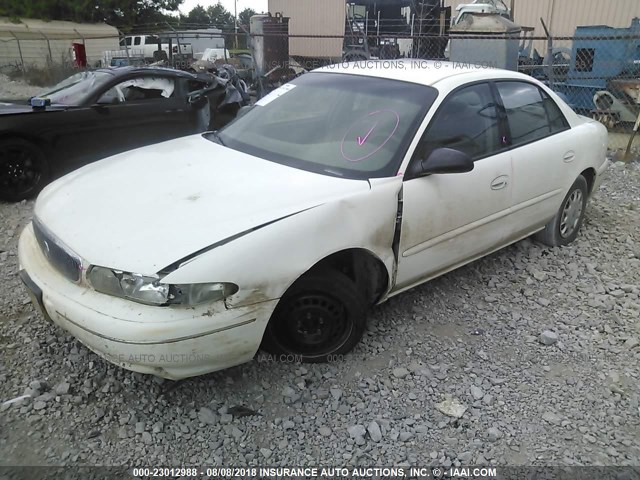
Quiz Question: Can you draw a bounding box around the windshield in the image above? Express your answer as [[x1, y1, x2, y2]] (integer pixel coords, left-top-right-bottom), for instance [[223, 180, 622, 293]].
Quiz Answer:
[[213, 72, 438, 179], [36, 71, 113, 106]]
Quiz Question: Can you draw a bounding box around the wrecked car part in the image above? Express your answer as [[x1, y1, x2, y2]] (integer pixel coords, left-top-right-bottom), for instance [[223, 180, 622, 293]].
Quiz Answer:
[[0, 67, 249, 202], [189, 66, 249, 130]]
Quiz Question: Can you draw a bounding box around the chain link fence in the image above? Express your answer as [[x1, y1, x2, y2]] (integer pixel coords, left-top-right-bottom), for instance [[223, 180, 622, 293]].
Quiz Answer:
[[247, 16, 639, 153]]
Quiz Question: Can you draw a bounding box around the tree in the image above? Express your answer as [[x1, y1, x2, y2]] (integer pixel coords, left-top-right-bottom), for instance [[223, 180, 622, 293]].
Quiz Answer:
[[238, 7, 256, 28], [133, 0, 185, 26], [184, 4, 210, 25], [206, 2, 234, 32], [0, 0, 185, 27]]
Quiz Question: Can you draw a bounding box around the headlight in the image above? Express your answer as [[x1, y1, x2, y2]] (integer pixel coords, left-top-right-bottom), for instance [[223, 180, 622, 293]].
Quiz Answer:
[[169, 282, 238, 305], [87, 266, 238, 306]]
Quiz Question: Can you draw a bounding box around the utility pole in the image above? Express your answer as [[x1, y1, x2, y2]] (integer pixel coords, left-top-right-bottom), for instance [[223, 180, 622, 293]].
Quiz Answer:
[[234, 0, 239, 50]]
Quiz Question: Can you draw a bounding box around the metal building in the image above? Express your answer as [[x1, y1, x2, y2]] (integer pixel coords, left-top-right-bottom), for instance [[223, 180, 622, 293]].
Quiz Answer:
[[0, 17, 119, 68]]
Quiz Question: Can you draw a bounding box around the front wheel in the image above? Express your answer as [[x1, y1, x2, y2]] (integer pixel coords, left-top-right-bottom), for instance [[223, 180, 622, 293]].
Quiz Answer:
[[0, 139, 50, 202], [261, 270, 367, 362], [535, 175, 588, 247]]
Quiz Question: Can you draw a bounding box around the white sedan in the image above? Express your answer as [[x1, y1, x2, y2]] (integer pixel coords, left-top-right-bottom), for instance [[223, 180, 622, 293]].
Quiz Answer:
[[18, 60, 609, 380]]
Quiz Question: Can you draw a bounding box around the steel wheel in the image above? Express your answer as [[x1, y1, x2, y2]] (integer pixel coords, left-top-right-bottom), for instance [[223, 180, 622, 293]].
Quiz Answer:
[[559, 189, 584, 238], [262, 270, 367, 362], [274, 292, 352, 356], [535, 175, 589, 247], [0, 139, 49, 202]]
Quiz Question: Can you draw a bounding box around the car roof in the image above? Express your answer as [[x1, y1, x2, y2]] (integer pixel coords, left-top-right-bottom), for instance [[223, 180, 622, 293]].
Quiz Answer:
[[95, 66, 198, 80], [313, 59, 533, 89]]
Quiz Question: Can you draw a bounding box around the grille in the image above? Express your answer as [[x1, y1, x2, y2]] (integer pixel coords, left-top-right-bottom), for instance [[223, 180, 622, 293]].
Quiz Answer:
[[32, 218, 82, 283]]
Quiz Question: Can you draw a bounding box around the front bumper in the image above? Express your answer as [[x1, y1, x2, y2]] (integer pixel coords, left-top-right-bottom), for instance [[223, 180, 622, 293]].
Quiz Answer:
[[18, 223, 277, 380]]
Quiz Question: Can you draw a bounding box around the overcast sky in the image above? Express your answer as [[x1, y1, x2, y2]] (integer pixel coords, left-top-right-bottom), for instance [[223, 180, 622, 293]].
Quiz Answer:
[[179, 0, 269, 16]]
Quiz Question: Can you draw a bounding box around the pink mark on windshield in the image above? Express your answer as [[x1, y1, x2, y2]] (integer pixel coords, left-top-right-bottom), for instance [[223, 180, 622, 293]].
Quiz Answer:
[[341, 110, 400, 163], [357, 122, 378, 146]]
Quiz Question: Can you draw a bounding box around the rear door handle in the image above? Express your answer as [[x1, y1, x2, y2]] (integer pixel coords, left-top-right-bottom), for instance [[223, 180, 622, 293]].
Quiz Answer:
[[491, 175, 509, 190], [563, 151, 576, 163]]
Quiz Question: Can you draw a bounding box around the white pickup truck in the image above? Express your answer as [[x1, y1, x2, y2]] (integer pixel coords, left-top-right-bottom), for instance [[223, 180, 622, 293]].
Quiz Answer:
[[121, 35, 193, 58], [103, 35, 194, 66]]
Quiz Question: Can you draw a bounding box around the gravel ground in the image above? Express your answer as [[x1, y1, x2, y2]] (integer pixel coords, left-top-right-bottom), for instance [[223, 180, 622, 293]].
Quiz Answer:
[[0, 73, 43, 101], [0, 160, 639, 469]]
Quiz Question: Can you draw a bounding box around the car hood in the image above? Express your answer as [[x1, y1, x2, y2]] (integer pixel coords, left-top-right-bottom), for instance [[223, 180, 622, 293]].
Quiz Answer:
[[35, 134, 370, 274]]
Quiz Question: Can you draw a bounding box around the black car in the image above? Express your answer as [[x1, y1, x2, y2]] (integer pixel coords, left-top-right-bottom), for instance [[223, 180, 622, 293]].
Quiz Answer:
[[0, 66, 247, 202]]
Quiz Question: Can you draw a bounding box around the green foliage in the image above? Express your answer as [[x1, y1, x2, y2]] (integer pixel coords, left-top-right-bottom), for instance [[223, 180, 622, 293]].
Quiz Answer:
[[238, 8, 256, 27], [183, 4, 209, 25], [0, 0, 184, 27], [206, 2, 234, 31], [179, 2, 237, 31]]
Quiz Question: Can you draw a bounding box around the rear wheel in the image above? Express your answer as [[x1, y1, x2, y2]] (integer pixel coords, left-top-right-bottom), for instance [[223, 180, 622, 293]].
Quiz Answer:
[[0, 139, 49, 202], [261, 270, 367, 362], [535, 175, 588, 247]]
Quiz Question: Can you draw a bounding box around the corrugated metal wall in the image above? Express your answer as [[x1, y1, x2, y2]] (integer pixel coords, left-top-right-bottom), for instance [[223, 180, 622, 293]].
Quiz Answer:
[[269, 0, 346, 60], [445, 0, 640, 36]]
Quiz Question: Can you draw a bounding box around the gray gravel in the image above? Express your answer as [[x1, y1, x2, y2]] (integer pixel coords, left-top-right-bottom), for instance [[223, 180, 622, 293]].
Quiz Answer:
[[0, 73, 43, 101], [1, 160, 639, 467]]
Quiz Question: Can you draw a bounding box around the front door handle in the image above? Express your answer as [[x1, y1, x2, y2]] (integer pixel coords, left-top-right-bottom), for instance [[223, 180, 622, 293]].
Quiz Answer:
[[491, 175, 509, 190]]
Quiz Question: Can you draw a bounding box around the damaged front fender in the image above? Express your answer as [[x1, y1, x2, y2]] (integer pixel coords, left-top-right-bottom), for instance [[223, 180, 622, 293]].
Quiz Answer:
[[160, 177, 404, 308]]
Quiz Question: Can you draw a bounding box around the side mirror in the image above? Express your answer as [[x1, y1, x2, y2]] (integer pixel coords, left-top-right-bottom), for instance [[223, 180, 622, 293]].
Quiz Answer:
[[419, 148, 474, 176], [30, 97, 51, 110]]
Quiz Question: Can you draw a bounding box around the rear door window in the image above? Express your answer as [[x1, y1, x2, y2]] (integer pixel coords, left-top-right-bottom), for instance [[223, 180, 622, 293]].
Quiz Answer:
[[496, 81, 568, 147]]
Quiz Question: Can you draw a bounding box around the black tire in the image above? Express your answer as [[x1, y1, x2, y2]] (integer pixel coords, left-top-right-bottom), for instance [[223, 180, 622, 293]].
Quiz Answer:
[[261, 270, 367, 362], [535, 175, 588, 247], [0, 139, 49, 202]]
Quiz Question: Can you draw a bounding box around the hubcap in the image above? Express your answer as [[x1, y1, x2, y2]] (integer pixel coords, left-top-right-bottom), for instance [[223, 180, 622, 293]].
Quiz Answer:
[[275, 293, 351, 356], [560, 189, 584, 238], [0, 146, 41, 196]]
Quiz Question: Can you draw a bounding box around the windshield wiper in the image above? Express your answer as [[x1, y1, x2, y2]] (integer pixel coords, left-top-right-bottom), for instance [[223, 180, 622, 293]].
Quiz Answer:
[[206, 131, 226, 146], [323, 168, 344, 177]]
